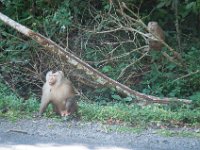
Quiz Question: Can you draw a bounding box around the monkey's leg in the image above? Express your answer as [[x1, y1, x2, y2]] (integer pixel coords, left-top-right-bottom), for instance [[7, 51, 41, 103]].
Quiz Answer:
[[39, 100, 50, 116], [53, 105, 60, 115]]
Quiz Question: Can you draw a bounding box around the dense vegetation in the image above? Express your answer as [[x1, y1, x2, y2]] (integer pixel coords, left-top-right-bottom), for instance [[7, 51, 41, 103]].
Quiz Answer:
[[0, 0, 200, 126]]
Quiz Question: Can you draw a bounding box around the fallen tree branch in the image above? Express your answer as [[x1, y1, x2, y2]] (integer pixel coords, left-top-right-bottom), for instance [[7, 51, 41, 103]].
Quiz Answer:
[[0, 12, 192, 104]]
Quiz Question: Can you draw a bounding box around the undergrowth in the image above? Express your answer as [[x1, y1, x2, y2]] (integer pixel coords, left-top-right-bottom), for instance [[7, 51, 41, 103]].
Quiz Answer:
[[0, 83, 200, 128], [0, 83, 39, 119], [1, 0, 200, 102]]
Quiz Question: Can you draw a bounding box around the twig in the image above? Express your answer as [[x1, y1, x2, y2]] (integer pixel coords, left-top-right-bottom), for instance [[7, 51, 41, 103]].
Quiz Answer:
[[117, 51, 148, 80], [7, 129, 28, 134], [92, 27, 123, 34], [173, 70, 200, 82], [99, 46, 148, 64]]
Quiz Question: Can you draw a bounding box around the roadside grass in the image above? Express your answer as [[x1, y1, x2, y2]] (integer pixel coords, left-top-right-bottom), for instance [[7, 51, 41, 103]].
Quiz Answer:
[[1, 82, 200, 131], [103, 125, 145, 134], [157, 129, 200, 138], [79, 102, 200, 127]]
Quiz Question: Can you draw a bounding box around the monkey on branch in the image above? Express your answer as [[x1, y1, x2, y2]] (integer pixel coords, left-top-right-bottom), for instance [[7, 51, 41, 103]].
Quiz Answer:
[[147, 21, 165, 51], [146, 21, 182, 63]]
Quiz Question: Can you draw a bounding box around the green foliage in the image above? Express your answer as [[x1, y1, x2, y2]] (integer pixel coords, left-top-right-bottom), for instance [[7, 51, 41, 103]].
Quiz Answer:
[[154, 0, 200, 35], [84, 87, 134, 105], [102, 65, 113, 73], [84, 47, 105, 62], [189, 92, 200, 108], [158, 129, 200, 138], [79, 102, 200, 126], [106, 125, 144, 134], [136, 45, 200, 99], [0, 82, 58, 118], [0, 81, 200, 126], [0, 82, 39, 117], [1, 0, 200, 126], [111, 95, 134, 103], [52, 0, 73, 29]]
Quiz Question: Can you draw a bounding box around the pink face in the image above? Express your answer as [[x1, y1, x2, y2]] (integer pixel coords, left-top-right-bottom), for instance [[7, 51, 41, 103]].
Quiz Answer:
[[46, 71, 64, 86], [48, 74, 57, 85], [148, 21, 158, 32]]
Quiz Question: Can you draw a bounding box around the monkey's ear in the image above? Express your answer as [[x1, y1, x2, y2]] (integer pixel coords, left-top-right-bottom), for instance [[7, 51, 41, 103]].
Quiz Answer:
[[46, 71, 53, 81]]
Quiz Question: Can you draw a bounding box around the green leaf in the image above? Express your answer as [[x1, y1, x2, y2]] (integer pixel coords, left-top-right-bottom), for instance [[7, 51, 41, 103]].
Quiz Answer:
[[186, 2, 196, 10], [111, 94, 122, 101], [122, 97, 133, 102], [102, 65, 113, 73], [157, 2, 167, 8]]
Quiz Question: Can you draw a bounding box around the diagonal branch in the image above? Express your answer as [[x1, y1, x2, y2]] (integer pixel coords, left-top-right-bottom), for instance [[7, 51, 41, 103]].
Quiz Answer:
[[0, 12, 191, 104]]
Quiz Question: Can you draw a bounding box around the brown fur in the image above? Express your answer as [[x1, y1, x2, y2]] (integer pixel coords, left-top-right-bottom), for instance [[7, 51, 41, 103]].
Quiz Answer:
[[39, 71, 77, 116], [147, 21, 165, 51]]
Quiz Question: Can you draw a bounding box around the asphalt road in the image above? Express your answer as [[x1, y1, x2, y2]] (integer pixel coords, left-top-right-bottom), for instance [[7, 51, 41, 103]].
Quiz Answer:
[[0, 118, 200, 150]]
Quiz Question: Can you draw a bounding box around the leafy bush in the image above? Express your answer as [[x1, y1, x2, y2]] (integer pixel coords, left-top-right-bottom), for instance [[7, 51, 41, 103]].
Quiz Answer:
[[1, 0, 200, 106], [0, 82, 39, 117]]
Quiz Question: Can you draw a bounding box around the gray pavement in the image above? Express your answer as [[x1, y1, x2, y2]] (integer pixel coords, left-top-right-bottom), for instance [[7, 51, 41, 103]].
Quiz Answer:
[[0, 118, 200, 150]]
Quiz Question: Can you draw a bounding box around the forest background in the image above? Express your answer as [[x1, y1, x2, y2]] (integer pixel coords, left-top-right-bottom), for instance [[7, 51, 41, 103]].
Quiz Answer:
[[0, 0, 200, 128]]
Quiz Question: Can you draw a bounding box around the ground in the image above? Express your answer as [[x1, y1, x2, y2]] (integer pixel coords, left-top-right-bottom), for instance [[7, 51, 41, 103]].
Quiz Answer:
[[0, 117, 200, 150]]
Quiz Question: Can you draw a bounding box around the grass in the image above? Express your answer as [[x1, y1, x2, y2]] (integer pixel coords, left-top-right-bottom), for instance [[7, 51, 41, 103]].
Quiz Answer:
[[157, 129, 200, 138], [104, 125, 144, 134], [1, 82, 200, 132], [79, 102, 200, 127]]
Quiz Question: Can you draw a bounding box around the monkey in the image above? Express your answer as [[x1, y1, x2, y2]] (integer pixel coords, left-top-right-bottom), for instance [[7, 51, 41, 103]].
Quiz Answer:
[[147, 21, 165, 51], [146, 21, 182, 62], [39, 71, 77, 116]]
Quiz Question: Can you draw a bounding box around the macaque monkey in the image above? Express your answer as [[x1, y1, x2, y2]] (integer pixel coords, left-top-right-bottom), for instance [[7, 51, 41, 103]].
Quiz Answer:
[[147, 21, 165, 51], [39, 71, 77, 116]]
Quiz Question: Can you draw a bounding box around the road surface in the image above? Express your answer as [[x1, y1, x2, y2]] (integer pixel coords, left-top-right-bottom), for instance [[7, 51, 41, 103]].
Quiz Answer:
[[0, 118, 200, 150]]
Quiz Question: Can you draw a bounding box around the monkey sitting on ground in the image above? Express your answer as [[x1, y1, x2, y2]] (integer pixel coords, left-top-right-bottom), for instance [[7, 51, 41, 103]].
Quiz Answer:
[[39, 71, 78, 116], [147, 21, 165, 51]]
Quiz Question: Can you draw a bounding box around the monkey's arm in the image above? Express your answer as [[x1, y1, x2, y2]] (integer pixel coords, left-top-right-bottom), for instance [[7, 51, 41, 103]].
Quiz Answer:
[[39, 97, 50, 116]]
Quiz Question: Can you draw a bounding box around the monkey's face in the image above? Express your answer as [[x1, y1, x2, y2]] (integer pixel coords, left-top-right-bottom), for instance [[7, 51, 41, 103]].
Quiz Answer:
[[46, 71, 64, 86], [147, 21, 158, 32], [48, 74, 57, 85]]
